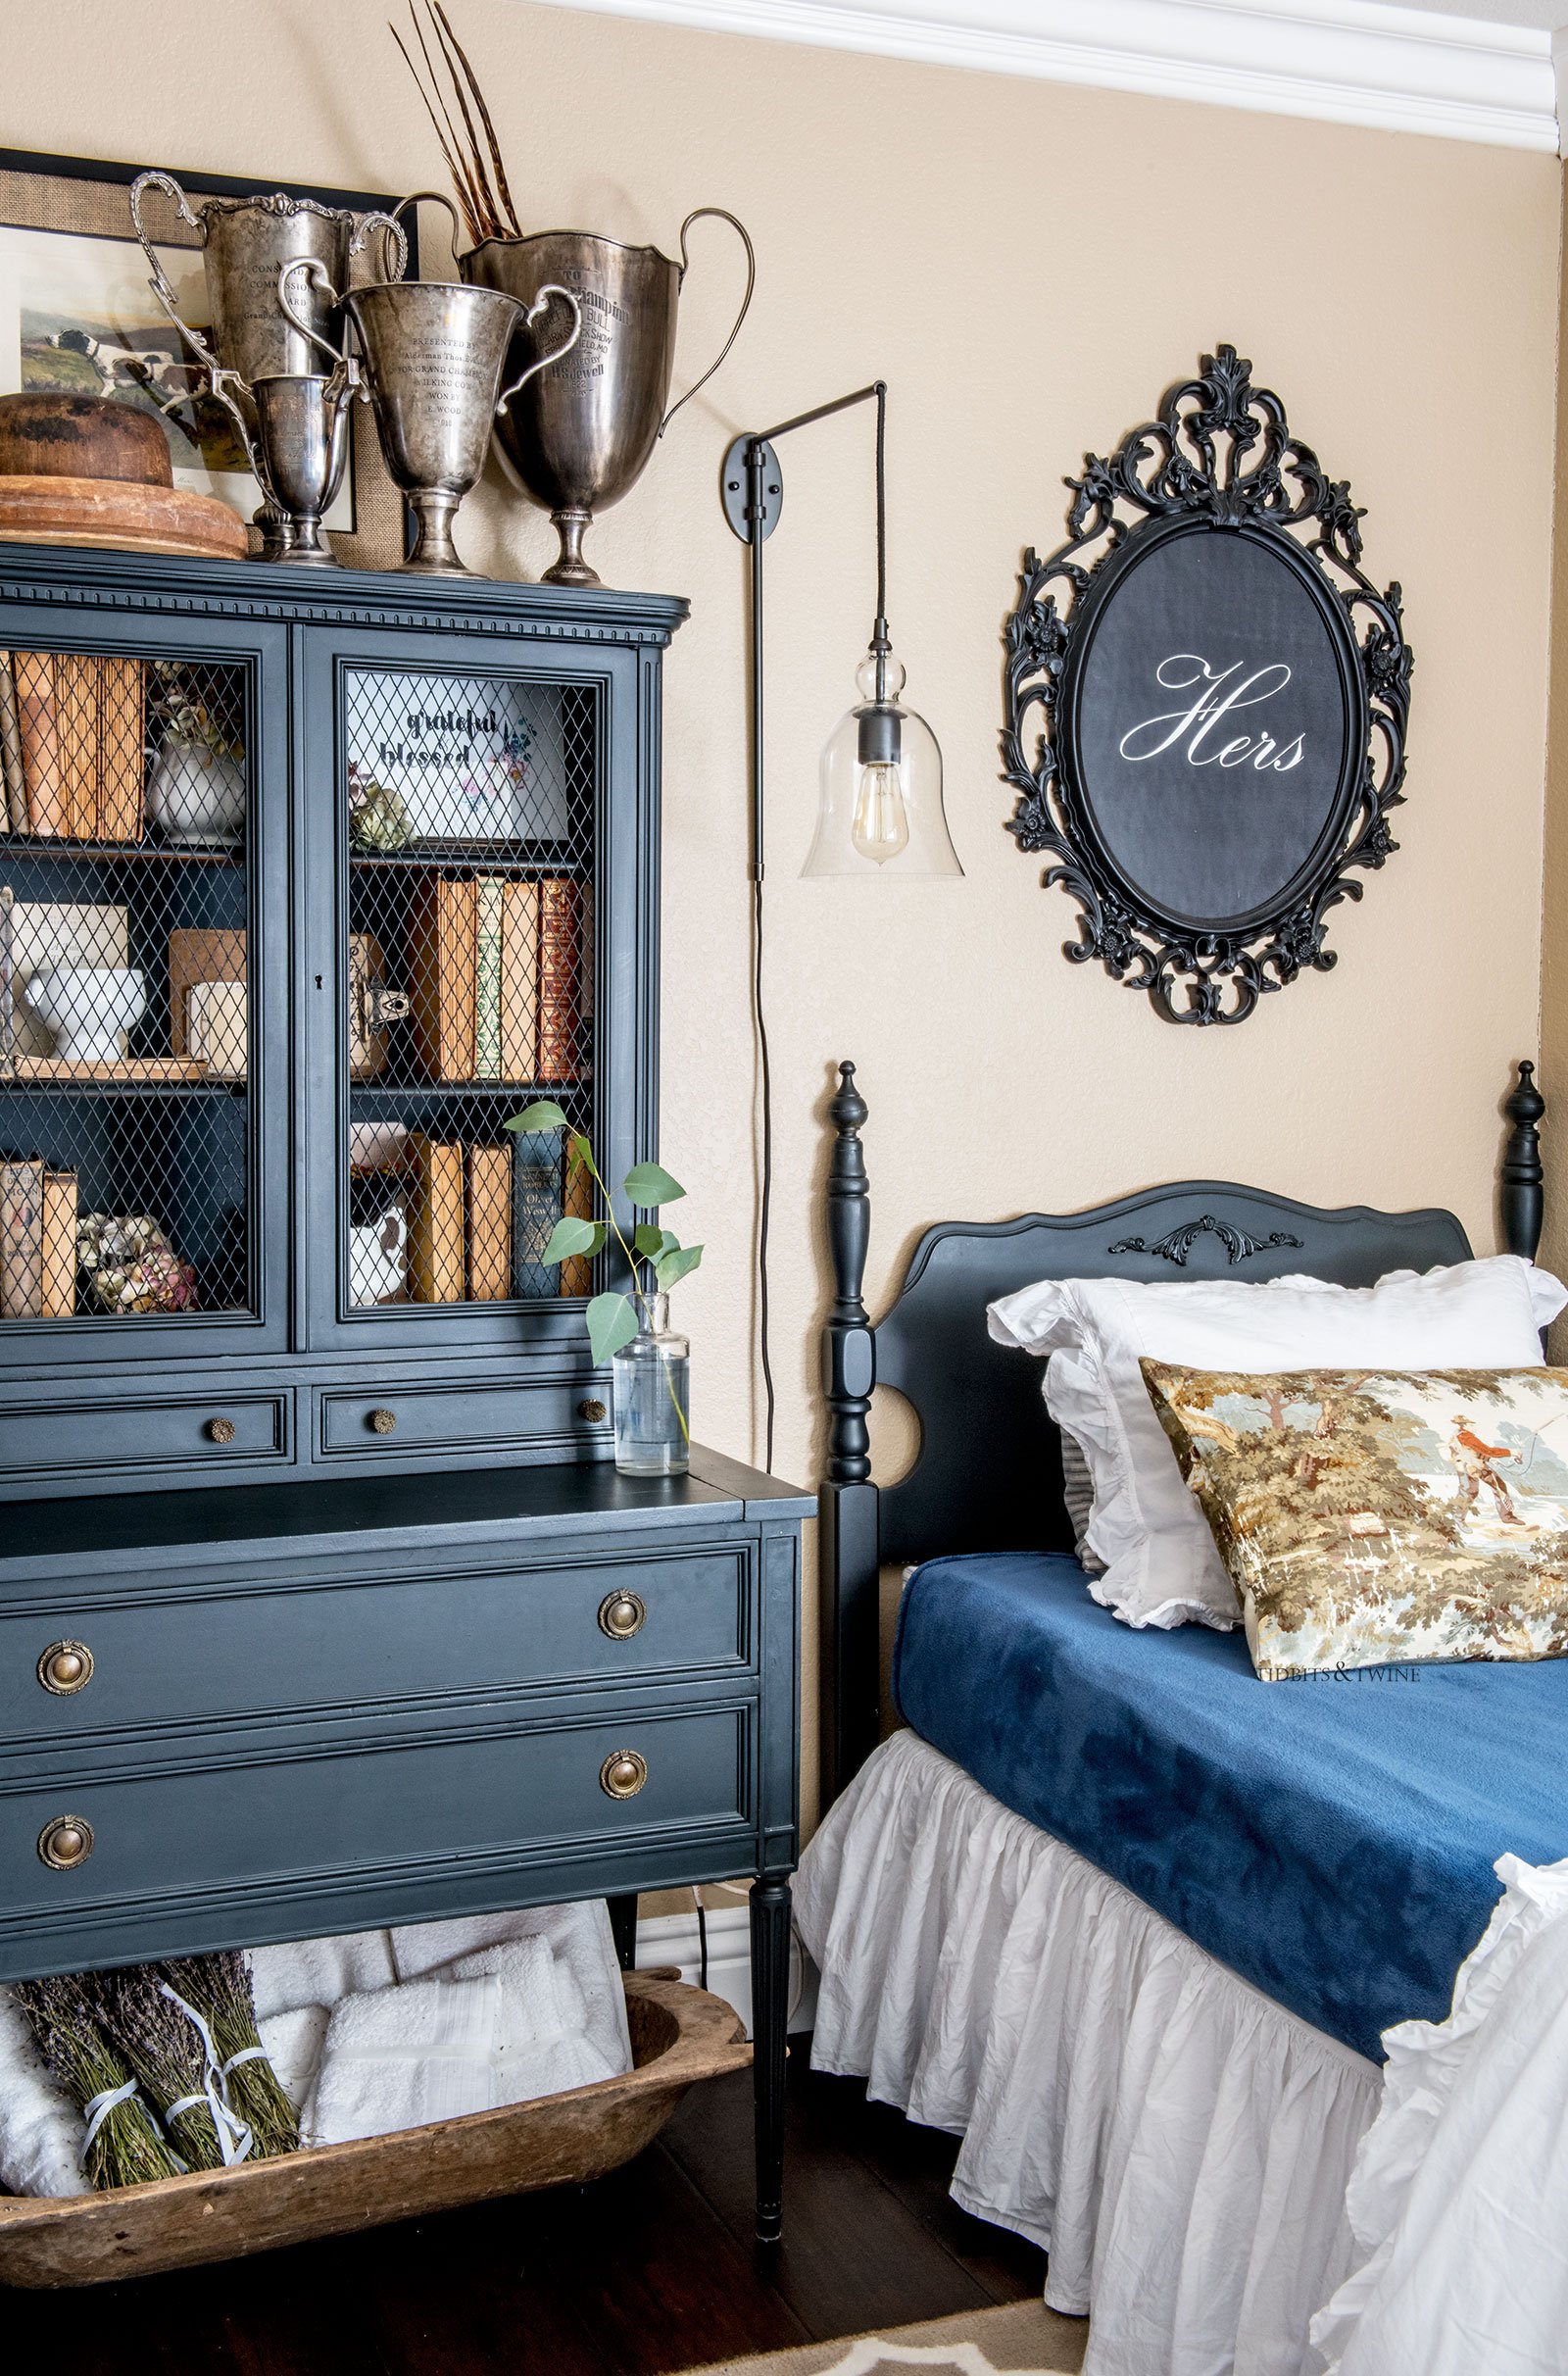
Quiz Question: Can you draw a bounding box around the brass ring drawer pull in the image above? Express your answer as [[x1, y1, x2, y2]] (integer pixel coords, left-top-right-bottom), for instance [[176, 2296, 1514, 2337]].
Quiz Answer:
[[206, 1416, 237, 1446], [37, 1641, 93, 1696], [579, 1398, 608, 1423], [38, 1815, 93, 1870], [598, 1591, 646, 1641], [600, 1749, 648, 1801], [368, 1409, 397, 1436]]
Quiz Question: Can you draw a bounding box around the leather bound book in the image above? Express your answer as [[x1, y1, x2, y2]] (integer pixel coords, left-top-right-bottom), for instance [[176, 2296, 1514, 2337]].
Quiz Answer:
[[98, 657, 146, 842], [406, 1132, 466, 1304], [500, 878, 540, 1084], [15, 653, 65, 837], [538, 877, 584, 1083], [466, 1142, 514, 1302], [40, 1169, 76, 1317], [57, 657, 99, 839], [510, 1128, 560, 1299], [407, 873, 478, 1083], [0, 1156, 43, 1317], [473, 876, 504, 1081], [560, 1130, 594, 1298], [0, 658, 25, 834]]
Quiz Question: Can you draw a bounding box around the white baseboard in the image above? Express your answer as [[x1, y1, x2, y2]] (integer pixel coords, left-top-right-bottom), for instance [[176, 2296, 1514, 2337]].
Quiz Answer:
[[635, 1900, 818, 2036]]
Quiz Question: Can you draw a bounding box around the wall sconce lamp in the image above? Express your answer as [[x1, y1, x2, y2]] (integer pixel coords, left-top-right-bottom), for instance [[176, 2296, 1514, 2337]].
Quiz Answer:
[[720, 381, 963, 880], [719, 384, 961, 1474]]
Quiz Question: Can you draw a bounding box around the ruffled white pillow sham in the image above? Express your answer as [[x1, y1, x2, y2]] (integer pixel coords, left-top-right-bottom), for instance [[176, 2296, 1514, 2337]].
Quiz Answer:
[[987, 1257, 1567, 1630]]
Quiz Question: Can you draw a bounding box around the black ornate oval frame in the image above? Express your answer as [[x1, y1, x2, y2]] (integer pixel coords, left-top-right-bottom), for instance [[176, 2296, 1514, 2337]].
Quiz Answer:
[[1002, 345, 1411, 1024]]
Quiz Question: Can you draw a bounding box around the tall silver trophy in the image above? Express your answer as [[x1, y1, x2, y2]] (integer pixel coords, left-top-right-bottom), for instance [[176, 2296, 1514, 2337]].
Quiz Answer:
[[129, 172, 406, 563], [461, 210, 754, 587], [281, 200, 581, 574]]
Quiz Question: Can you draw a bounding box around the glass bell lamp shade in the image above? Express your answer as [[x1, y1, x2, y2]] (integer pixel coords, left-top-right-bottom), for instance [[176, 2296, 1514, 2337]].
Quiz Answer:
[[802, 644, 962, 877]]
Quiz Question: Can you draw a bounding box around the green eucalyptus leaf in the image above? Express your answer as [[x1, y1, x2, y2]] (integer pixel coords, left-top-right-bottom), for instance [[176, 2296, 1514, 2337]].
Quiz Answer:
[[655, 1244, 704, 1293], [623, 1162, 685, 1208], [567, 1132, 594, 1172], [633, 1221, 665, 1260], [543, 1215, 599, 1263], [586, 1291, 639, 1365], [505, 1100, 568, 1134]]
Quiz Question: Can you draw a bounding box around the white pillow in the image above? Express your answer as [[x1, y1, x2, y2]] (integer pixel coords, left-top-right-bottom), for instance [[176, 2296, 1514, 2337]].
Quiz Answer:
[[989, 1258, 1567, 1631]]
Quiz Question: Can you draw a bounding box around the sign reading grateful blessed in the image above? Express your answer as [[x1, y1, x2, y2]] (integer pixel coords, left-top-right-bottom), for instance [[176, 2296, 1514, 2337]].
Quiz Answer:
[[1003, 347, 1408, 1025]]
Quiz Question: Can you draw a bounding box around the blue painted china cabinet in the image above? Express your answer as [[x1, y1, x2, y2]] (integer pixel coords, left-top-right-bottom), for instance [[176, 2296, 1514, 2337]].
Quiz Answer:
[[0, 544, 805, 2243]]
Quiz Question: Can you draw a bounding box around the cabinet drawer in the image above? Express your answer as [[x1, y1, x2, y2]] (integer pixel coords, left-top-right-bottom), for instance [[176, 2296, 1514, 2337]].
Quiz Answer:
[[0, 1391, 289, 1485], [316, 1379, 605, 1461], [0, 1547, 751, 1742], [3, 1706, 748, 1921]]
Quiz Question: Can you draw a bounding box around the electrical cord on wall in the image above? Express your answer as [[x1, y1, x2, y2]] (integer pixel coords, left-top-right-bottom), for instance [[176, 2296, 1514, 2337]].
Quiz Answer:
[[754, 872, 776, 1475]]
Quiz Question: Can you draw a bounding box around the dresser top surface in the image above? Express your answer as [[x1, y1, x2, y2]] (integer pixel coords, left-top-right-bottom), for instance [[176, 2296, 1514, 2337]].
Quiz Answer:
[[0, 1446, 812, 1576]]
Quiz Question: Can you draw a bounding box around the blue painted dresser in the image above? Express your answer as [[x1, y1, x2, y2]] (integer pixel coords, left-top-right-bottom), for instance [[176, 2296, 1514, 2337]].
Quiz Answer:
[[0, 547, 808, 2243]]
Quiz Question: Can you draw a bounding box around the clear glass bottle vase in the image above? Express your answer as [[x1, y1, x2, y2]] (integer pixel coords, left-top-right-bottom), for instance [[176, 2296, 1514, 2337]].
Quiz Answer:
[[612, 1292, 690, 1476]]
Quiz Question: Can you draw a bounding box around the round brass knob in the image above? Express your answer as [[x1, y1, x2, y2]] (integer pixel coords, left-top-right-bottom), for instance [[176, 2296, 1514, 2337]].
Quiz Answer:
[[206, 1416, 237, 1446], [599, 1591, 646, 1641], [38, 1815, 93, 1870], [37, 1641, 93, 1696], [600, 1749, 648, 1801], [578, 1398, 608, 1423], [368, 1408, 397, 1436]]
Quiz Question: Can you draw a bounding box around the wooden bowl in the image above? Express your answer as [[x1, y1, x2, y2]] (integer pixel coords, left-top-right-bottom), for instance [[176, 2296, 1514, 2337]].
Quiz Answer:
[[0, 1969, 750, 2287], [0, 475, 248, 561], [0, 394, 173, 487]]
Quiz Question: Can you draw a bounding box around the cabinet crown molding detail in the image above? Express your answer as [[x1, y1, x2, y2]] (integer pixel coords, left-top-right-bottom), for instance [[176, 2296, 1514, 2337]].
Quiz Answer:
[[515, 0, 1561, 151]]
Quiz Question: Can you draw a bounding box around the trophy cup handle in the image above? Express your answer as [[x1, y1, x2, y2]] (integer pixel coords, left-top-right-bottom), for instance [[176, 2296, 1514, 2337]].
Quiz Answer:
[[658, 208, 757, 441], [278, 259, 355, 370], [390, 189, 463, 274], [351, 208, 411, 285], [129, 170, 222, 382], [496, 284, 584, 414]]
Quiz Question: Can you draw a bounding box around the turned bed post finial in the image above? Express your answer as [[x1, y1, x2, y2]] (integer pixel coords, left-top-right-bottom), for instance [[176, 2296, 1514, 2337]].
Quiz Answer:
[[1501, 1059, 1546, 1262], [825, 1062, 873, 1485], [820, 1061, 881, 1806]]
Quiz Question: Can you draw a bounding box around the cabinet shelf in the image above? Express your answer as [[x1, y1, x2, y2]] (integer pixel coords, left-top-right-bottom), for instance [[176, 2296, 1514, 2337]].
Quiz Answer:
[[351, 1080, 590, 1101], [0, 1076, 244, 1098], [0, 836, 241, 865], [349, 846, 588, 872]]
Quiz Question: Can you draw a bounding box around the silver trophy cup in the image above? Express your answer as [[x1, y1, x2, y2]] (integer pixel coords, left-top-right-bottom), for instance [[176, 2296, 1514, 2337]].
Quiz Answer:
[[129, 171, 405, 555], [460, 209, 754, 587], [281, 244, 581, 575]]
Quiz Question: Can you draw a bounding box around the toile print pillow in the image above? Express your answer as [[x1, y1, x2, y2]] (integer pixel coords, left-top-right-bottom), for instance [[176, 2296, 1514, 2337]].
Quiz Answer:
[[1141, 1362, 1568, 1681]]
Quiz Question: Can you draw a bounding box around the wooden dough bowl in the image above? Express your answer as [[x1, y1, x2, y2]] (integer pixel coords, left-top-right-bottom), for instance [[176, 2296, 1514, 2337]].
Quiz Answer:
[[0, 475, 248, 562], [0, 1969, 749, 2289]]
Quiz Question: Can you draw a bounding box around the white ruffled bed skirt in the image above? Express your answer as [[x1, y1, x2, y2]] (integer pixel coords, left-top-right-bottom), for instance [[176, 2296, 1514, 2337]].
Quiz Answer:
[[794, 1729, 1383, 2376]]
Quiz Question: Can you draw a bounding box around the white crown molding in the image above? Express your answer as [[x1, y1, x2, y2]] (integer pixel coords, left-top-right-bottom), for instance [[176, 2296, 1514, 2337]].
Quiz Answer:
[[516, 0, 1561, 151]]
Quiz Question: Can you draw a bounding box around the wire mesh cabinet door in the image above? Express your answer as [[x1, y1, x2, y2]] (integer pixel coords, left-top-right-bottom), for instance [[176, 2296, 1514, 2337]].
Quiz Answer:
[[0, 614, 290, 1367], [299, 624, 659, 1358]]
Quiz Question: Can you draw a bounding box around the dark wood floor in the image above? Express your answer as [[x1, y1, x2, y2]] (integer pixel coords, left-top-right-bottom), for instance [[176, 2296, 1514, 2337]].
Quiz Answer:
[[8, 2045, 1047, 2375]]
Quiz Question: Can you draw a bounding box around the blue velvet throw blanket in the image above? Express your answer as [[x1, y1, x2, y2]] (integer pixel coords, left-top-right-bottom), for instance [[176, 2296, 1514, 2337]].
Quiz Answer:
[[893, 1553, 1568, 2059]]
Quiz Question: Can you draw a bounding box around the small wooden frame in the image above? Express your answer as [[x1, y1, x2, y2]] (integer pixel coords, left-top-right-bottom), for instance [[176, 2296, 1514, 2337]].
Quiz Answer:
[[0, 1969, 748, 2288], [9, 1056, 210, 1083]]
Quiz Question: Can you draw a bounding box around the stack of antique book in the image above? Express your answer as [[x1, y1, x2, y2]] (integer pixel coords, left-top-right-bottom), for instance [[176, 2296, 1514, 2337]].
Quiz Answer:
[[1, 651, 145, 840], [406, 871, 588, 1085]]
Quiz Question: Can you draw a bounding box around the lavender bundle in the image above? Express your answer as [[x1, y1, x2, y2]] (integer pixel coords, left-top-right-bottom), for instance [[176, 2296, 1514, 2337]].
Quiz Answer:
[[12, 1974, 178, 2192], [160, 1952, 299, 2160], [93, 1964, 228, 2171], [391, 0, 522, 246]]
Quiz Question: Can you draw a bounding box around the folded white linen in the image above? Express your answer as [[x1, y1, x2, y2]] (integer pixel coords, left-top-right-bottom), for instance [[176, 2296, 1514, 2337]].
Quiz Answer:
[[249, 1927, 395, 2020], [1311, 1853, 1568, 2376], [256, 2004, 329, 2119], [448, 1935, 616, 2103], [392, 1900, 631, 2077], [308, 1974, 504, 2147], [0, 1985, 85, 2200], [796, 1728, 1381, 2376]]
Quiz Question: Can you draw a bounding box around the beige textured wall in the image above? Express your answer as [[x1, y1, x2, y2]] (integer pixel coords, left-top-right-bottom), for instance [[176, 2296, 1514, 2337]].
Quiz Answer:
[[1539, 167, 1568, 1333], [14, 0, 1561, 1827]]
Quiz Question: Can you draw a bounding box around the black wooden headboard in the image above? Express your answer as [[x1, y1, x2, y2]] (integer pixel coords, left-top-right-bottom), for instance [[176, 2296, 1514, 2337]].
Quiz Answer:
[[816, 1058, 1547, 1804]]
